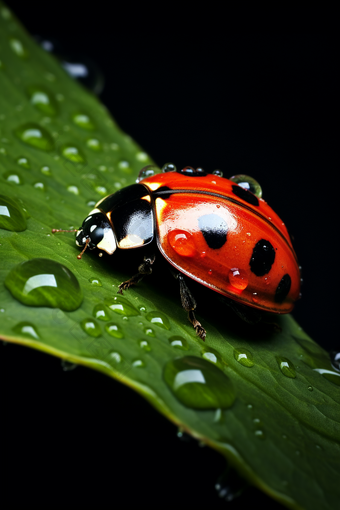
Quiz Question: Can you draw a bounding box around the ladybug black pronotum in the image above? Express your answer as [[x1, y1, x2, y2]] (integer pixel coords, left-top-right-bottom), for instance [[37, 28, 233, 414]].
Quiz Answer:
[[54, 164, 300, 340]]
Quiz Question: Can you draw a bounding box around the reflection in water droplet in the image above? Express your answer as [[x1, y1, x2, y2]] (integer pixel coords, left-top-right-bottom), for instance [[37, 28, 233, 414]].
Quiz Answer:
[[139, 340, 151, 351], [14, 123, 54, 151], [105, 296, 139, 316], [108, 351, 122, 363], [228, 268, 248, 290], [86, 138, 102, 151], [17, 157, 30, 168], [132, 359, 145, 368], [168, 336, 188, 350], [26, 86, 58, 116], [144, 327, 155, 337], [80, 318, 101, 337], [9, 38, 28, 58], [146, 311, 170, 330], [72, 113, 95, 130], [313, 368, 340, 386], [331, 351, 340, 371], [276, 356, 296, 378], [5, 258, 83, 311], [60, 145, 86, 163], [12, 322, 40, 340], [168, 229, 197, 257], [89, 277, 102, 286], [201, 348, 224, 369], [40, 166, 51, 176], [33, 182, 45, 191], [4, 172, 22, 184], [234, 348, 254, 367], [163, 356, 235, 410], [93, 304, 110, 321], [0, 195, 27, 231], [105, 323, 124, 338]]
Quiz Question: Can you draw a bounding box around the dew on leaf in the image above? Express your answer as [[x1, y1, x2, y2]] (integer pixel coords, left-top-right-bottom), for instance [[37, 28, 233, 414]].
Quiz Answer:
[[93, 304, 110, 321], [136, 151, 148, 162], [108, 351, 122, 363], [14, 123, 54, 151], [86, 138, 102, 151], [12, 322, 39, 340], [3, 172, 22, 184], [313, 368, 340, 386], [105, 323, 124, 338], [72, 113, 95, 130], [89, 277, 102, 286], [146, 311, 170, 330], [9, 38, 28, 58], [144, 327, 155, 337], [5, 258, 83, 311], [40, 166, 51, 176], [60, 144, 86, 163], [201, 348, 224, 369], [233, 348, 254, 367], [254, 429, 266, 440], [80, 318, 101, 337], [105, 296, 139, 316], [0, 194, 27, 231], [33, 182, 45, 190], [67, 185, 79, 195], [163, 356, 235, 410], [276, 356, 296, 378], [132, 359, 145, 368], [168, 336, 188, 350], [139, 340, 151, 351], [26, 85, 58, 116]]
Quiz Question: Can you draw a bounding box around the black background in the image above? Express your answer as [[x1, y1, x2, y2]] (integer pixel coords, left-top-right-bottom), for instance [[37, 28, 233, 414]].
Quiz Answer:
[[2, 3, 337, 509]]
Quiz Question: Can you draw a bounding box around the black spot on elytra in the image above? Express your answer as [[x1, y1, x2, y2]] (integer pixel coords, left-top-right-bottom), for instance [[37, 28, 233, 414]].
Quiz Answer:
[[250, 239, 275, 276], [198, 214, 228, 249], [232, 184, 259, 206], [275, 274, 291, 303]]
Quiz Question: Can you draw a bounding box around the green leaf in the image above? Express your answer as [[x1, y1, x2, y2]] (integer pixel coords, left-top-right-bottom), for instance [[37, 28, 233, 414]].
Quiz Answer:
[[0, 4, 339, 509]]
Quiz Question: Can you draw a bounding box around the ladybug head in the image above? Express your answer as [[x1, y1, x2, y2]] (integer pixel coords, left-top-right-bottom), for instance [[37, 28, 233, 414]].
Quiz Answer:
[[75, 209, 117, 258]]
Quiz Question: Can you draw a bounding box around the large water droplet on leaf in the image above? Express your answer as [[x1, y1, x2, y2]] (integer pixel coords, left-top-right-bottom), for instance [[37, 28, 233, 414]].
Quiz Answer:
[[0, 195, 27, 231]]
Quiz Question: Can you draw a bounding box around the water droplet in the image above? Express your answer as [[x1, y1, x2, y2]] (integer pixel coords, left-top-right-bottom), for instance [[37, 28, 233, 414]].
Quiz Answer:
[[60, 145, 86, 163], [67, 185, 79, 195], [229, 174, 262, 198], [136, 152, 149, 162], [307, 386, 313, 392], [80, 318, 101, 337], [39, 166, 51, 177], [201, 348, 224, 369], [9, 38, 28, 58], [105, 296, 139, 316], [108, 351, 122, 363], [12, 322, 39, 340], [105, 323, 124, 338], [139, 340, 151, 351], [0, 195, 27, 231], [247, 404, 253, 410], [86, 138, 102, 151], [61, 360, 77, 371], [93, 304, 110, 321], [132, 359, 145, 368], [254, 429, 266, 439], [139, 306, 146, 312], [14, 123, 54, 151], [146, 311, 170, 330], [144, 327, 155, 337], [234, 348, 254, 367], [0, 147, 7, 155], [1, 6, 11, 19], [276, 356, 296, 378], [94, 185, 107, 196], [168, 336, 188, 350], [4, 172, 22, 185], [163, 356, 235, 410], [16, 157, 30, 169], [313, 368, 340, 386], [33, 182, 45, 191], [5, 258, 83, 311], [168, 229, 197, 257], [89, 277, 102, 286], [72, 113, 95, 130], [26, 85, 58, 116], [228, 268, 248, 290], [136, 164, 160, 182], [330, 351, 340, 371], [212, 169, 223, 177]]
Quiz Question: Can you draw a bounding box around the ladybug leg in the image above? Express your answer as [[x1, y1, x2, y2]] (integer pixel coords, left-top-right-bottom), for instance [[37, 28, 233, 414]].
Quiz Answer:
[[118, 254, 156, 294], [175, 273, 206, 341]]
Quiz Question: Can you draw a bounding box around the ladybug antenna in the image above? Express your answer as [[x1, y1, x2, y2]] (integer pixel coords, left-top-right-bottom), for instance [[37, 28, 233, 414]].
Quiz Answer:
[[52, 228, 78, 234], [77, 238, 90, 260]]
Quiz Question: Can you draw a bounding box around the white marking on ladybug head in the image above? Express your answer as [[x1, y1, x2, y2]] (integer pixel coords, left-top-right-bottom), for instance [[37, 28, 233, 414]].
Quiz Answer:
[[97, 228, 117, 255], [75, 228, 83, 246]]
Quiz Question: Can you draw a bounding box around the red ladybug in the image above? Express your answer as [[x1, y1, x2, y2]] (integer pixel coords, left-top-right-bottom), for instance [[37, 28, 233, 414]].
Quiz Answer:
[[65, 164, 300, 340]]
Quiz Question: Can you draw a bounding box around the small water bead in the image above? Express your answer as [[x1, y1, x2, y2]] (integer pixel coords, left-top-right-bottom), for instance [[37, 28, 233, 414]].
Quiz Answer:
[[67, 185, 79, 195], [108, 351, 122, 364], [212, 169, 223, 177], [105, 323, 124, 338], [136, 152, 149, 162], [254, 429, 266, 440], [86, 138, 102, 151], [14, 123, 54, 151], [233, 348, 254, 367], [276, 356, 296, 378], [163, 356, 236, 410], [139, 340, 151, 352], [105, 296, 139, 316], [86, 200, 97, 208], [162, 162, 176, 173], [110, 143, 119, 151], [330, 351, 340, 371], [168, 336, 188, 350], [308, 386, 313, 391], [3, 172, 22, 185], [9, 38, 28, 58], [201, 347, 224, 369], [26, 86, 58, 116], [72, 113, 95, 130], [144, 327, 155, 337], [132, 359, 145, 368], [0, 194, 27, 231], [168, 229, 196, 258], [5, 258, 83, 311], [313, 368, 340, 386], [89, 277, 102, 286], [93, 304, 110, 321], [12, 322, 40, 340], [229, 175, 262, 198], [146, 311, 170, 330], [139, 306, 146, 312], [0, 147, 7, 155], [80, 318, 101, 337], [60, 145, 86, 163], [33, 182, 45, 191], [41, 166, 51, 176], [98, 165, 107, 172], [94, 186, 108, 196], [228, 268, 248, 291], [136, 164, 160, 182]]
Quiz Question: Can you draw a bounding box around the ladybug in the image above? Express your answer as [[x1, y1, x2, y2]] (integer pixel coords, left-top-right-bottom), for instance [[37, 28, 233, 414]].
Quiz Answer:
[[55, 164, 300, 340]]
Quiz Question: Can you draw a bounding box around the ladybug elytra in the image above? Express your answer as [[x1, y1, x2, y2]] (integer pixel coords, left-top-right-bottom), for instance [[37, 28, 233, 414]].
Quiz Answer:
[[59, 164, 300, 340]]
